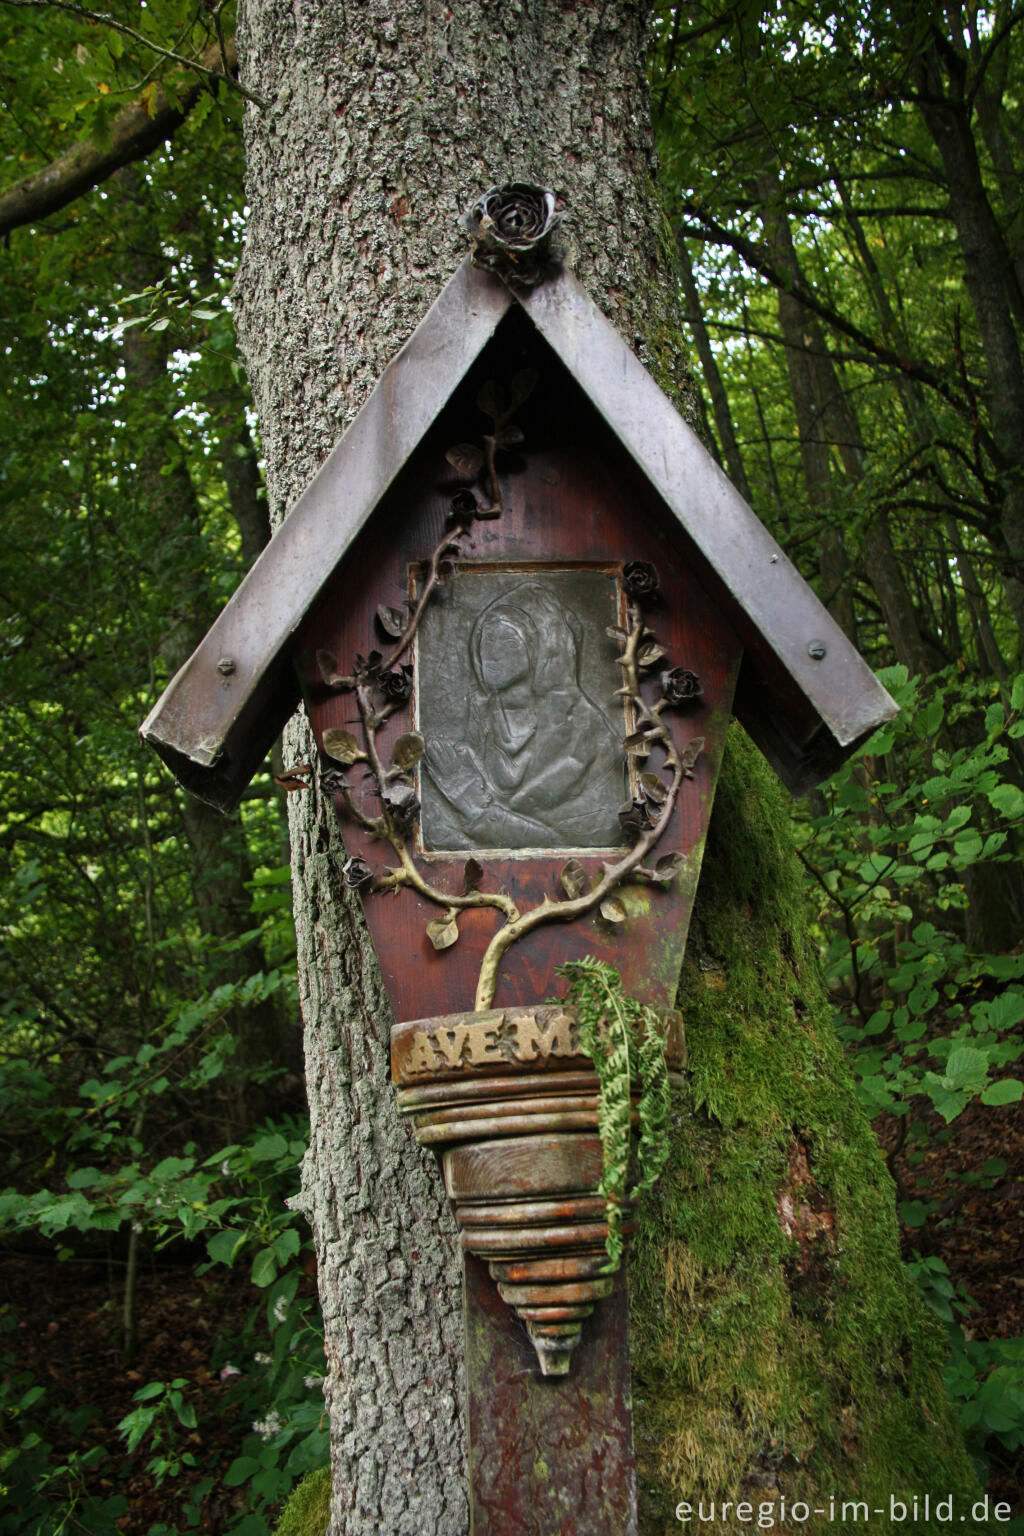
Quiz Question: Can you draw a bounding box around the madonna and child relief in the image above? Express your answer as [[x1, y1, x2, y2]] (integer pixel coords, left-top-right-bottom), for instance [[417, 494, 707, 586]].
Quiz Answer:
[[417, 568, 627, 852]]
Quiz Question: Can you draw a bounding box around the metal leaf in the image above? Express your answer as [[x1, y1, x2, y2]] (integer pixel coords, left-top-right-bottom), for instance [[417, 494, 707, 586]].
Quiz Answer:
[[316, 649, 341, 686], [463, 857, 484, 894], [393, 731, 425, 770], [274, 765, 310, 793], [599, 896, 627, 924], [637, 641, 667, 669], [376, 604, 406, 639], [476, 379, 507, 421], [493, 423, 524, 449], [679, 736, 706, 777], [426, 913, 460, 950], [559, 858, 588, 900], [622, 730, 655, 755], [508, 367, 539, 411], [641, 772, 669, 806], [445, 442, 484, 478], [654, 851, 686, 883], [605, 625, 628, 642], [322, 729, 362, 764]]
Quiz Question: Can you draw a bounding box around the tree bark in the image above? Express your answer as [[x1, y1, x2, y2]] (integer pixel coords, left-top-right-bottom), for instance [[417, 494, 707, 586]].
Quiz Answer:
[[232, 3, 981, 1531], [912, 22, 1024, 641]]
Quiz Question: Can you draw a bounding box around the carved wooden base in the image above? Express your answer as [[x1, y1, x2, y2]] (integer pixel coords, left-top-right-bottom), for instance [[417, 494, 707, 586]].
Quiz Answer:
[[392, 1005, 635, 1375]]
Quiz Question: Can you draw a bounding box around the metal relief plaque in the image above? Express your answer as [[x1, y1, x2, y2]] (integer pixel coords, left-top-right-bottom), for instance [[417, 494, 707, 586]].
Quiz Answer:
[[417, 568, 627, 852]]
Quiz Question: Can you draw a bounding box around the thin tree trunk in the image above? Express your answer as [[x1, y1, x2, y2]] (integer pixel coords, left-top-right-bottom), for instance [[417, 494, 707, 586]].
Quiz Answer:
[[116, 169, 298, 1112], [677, 239, 753, 501], [912, 23, 1024, 642]]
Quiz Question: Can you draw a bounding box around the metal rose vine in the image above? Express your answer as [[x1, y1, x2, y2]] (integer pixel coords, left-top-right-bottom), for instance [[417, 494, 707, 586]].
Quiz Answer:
[[313, 370, 705, 1010]]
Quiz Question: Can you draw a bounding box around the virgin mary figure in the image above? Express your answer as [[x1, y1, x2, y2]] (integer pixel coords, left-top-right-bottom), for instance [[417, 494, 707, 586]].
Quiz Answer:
[[422, 579, 625, 850]]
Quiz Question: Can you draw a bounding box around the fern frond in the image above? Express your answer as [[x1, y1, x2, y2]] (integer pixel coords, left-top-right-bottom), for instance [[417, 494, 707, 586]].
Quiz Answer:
[[558, 958, 671, 1269]]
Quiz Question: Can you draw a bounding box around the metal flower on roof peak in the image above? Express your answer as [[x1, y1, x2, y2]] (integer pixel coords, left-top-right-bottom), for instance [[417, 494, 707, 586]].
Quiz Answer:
[[464, 183, 563, 287]]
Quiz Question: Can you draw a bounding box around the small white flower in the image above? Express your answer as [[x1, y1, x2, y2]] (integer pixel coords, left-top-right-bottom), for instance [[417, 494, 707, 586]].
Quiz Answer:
[[252, 1411, 284, 1442], [254, 1352, 272, 1366], [221, 1161, 231, 1177], [219, 1363, 242, 1384], [304, 1374, 322, 1390], [272, 1296, 289, 1324]]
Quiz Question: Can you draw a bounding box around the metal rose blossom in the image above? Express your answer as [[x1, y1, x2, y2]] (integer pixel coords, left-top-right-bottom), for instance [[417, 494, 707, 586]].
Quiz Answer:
[[379, 665, 414, 704], [622, 560, 659, 602], [465, 183, 563, 287], [343, 855, 374, 890], [660, 667, 703, 707]]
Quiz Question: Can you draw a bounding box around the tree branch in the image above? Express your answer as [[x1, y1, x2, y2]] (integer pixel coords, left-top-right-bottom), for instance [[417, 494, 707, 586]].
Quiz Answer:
[[0, 34, 252, 239], [678, 206, 1003, 466]]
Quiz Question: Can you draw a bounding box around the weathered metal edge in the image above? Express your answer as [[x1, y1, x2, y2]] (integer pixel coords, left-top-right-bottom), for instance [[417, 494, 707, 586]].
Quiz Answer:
[[139, 260, 514, 810], [517, 272, 898, 759]]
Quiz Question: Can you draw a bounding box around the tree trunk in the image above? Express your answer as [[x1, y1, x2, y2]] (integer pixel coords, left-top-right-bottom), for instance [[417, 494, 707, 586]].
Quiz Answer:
[[116, 169, 298, 1114], [232, 3, 980, 1531]]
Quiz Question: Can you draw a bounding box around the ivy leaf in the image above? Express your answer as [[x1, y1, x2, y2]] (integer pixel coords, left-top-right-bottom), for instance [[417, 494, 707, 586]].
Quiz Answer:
[[322, 729, 362, 764], [463, 857, 484, 894], [426, 912, 459, 950], [393, 731, 425, 770], [445, 443, 484, 478], [493, 423, 524, 449], [560, 858, 588, 899]]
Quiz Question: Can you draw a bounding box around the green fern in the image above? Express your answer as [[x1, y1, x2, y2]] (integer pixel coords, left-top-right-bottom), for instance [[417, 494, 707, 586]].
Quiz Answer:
[[558, 958, 672, 1269]]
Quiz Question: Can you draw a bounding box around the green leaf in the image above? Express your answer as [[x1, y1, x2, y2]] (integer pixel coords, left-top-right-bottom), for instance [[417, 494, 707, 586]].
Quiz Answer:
[[273, 1227, 301, 1263], [206, 1229, 244, 1267], [988, 783, 1024, 819], [224, 1455, 260, 1487], [980, 1079, 1024, 1107], [943, 1046, 989, 1091], [251, 1248, 279, 1288]]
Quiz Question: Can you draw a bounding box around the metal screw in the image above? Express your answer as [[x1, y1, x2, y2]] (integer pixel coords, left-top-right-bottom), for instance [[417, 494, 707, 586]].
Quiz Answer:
[[216, 657, 236, 676], [807, 641, 827, 661]]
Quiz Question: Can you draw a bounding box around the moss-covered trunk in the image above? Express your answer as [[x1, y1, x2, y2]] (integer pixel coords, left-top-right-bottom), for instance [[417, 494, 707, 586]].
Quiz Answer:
[[231, 1, 980, 1531], [632, 731, 980, 1530]]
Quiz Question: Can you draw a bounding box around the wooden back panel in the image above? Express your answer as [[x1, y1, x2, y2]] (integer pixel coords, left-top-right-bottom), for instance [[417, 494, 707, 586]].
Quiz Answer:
[[295, 316, 741, 1022]]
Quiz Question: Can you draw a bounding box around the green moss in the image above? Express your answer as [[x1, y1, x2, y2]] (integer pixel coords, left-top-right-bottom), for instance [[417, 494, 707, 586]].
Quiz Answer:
[[631, 727, 983, 1534], [273, 1467, 331, 1536]]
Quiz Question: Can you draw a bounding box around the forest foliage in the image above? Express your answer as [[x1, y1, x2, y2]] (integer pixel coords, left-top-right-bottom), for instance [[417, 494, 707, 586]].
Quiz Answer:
[[1, 0, 1023, 1529]]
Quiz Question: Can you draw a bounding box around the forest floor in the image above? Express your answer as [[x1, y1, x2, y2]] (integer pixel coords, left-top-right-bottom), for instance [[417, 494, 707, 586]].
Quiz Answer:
[[1, 1100, 1021, 1533]]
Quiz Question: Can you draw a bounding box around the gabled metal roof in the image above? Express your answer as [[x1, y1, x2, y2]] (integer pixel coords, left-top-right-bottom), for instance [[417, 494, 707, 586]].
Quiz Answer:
[[141, 258, 896, 810]]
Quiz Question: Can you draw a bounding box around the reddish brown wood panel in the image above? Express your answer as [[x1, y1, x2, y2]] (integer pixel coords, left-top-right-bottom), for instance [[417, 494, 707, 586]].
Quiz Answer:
[[295, 314, 741, 1023], [463, 1252, 637, 1536]]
